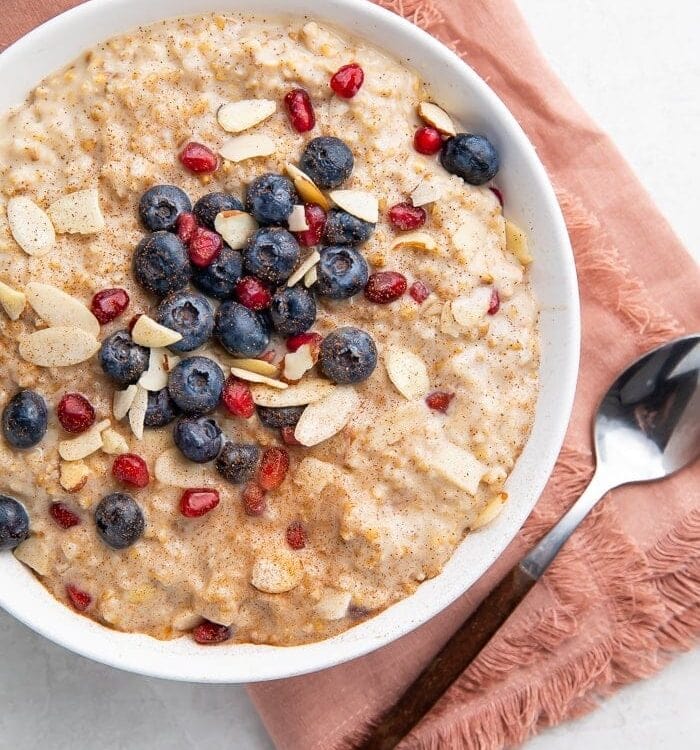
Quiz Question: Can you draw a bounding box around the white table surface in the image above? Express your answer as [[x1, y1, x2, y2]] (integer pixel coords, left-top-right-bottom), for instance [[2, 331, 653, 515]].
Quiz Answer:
[[1, 1, 698, 748]]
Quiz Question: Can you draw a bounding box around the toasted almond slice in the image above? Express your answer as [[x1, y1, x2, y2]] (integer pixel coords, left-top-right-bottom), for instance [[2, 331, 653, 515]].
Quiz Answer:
[[471, 492, 508, 530], [251, 553, 303, 594], [230, 366, 288, 389], [217, 99, 276, 133], [316, 589, 352, 620], [14, 536, 51, 576], [0, 280, 26, 320], [288, 204, 309, 232], [283, 344, 314, 381], [128, 385, 148, 440], [19, 326, 100, 367], [155, 447, 218, 488], [417, 101, 456, 136], [287, 250, 320, 288], [101, 428, 129, 455], [230, 358, 279, 377], [285, 164, 331, 211], [505, 219, 533, 265], [451, 287, 492, 329], [113, 385, 138, 421], [47, 188, 105, 234], [329, 190, 378, 223], [440, 300, 462, 338], [385, 346, 430, 400], [219, 134, 276, 162], [59, 461, 90, 492], [415, 438, 485, 495], [6, 197, 55, 255], [304, 265, 318, 288], [131, 315, 182, 348], [214, 210, 258, 250], [58, 419, 110, 461], [138, 348, 170, 391], [25, 282, 99, 336], [251, 378, 334, 407], [410, 177, 445, 207], [294, 386, 359, 446], [391, 231, 437, 253]]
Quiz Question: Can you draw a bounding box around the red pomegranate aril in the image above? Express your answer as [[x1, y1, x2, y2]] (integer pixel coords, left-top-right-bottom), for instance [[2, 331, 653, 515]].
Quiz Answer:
[[180, 488, 220, 518], [222, 377, 256, 419], [49, 502, 81, 529], [284, 88, 316, 133], [364, 271, 407, 304], [57, 393, 95, 434], [235, 276, 272, 310], [192, 620, 232, 645], [127, 313, 142, 333], [259, 447, 290, 491], [112, 453, 150, 488], [280, 426, 301, 446], [179, 141, 219, 174], [295, 204, 326, 247], [388, 202, 427, 231], [487, 288, 501, 315], [489, 186, 504, 207], [188, 227, 223, 268], [90, 288, 130, 325], [242, 483, 267, 517], [286, 521, 307, 550], [286, 331, 323, 353], [176, 211, 199, 243], [66, 585, 92, 612], [414, 126, 443, 155], [409, 280, 430, 303], [425, 391, 455, 413], [330, 63, 364, 98]]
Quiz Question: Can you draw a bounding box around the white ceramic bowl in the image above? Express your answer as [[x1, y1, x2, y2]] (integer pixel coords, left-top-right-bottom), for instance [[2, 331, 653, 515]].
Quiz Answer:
[[0, 0, 579, 683]]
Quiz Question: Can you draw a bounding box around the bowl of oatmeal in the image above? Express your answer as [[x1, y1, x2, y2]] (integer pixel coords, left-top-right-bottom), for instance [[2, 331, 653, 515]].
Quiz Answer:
[[0, 0, 579, 682]]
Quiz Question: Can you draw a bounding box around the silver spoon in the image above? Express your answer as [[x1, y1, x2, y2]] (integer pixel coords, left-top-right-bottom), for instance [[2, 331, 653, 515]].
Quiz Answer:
[[362, 333, 700, 750]]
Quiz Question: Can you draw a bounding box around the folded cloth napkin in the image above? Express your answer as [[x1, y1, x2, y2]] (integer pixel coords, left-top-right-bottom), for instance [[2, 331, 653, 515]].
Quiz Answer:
[[3, 2, 698, 749]]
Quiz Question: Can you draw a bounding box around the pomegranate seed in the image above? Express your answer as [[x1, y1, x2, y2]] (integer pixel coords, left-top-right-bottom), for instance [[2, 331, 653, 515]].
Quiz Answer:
[[490, 186, 504, 206], [286, 521, 307, 550], [176, 211, 198, 243], [426, 391, 455, 413], [192, 620, 232, 644], [66, 584, 92, 611], [49, 502, 81, 529], [127, 313, 142, 333], [259, 447, 289, 491], [330, 63, 364, 98], [295, 204, 326, 247], [388, 202, 426, 231], [286, 331, 323, 353], [112, 453, 150, 488], [284, 88, 316, 133], [188, 227, 222, 268], [280, 426, 301, 446], [364, 271, 407, 304], [90, 288, 130, 325], [259, 350, 277, 364], [57, 393, 95, 433], [235, 276, 272, 310], [487, 289, 500, 315], [179, 141, 218, 174], [242, 483, 267, 516], [180, 488, 220, 518], [222, 377, 255, 419], [409, 280, 430, 303], [414, 126, 442, 155]]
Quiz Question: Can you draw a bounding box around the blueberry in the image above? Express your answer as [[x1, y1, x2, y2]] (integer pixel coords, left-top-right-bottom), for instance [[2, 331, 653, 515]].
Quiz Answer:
[[319, 326, 378, 384], [144, 388, 180, 429], [191, 244, 243, 300], [0, 495, 30, 550], [215, 301, 270, 357], [244, 227, 300, 284], [173, 416, 222, 463], [94, 493, 144, 550], [440, 133, 499, 186], [269, 286, 316, 336], [139, 185, 192, 232], [299, 137, 354, 189], [133, 231, 191, 297], [215, 442, 260, 484], [193, 192, 244, 230], [314, 245, 369, 299], [167, 356, 224, 415], [323, 210, 374, 245], [257, 405, 304, 429], [2, 390, 48, 449], [245, 173, 297, 226], [156, 291, 214, 353], [99, 330, 149, 385]]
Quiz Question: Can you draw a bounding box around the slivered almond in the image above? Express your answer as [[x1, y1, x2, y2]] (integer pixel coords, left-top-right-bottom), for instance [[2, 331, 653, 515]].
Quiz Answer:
[[113, 385, 138, 421], [288, 205, 309, 232], [283, 344, 314, 381], [251, 553, 303, 594], [505, 219, 533, 265], [219, 134, 275, 162], [214, 210, 258, 250], [59, 461, 90, 492], [131, 315, 182, 348], [285, 164, 331, 210], [410, 178, 444, 207], [471, 492, 508, 530], [155, 447, 218, 488], [316, 589, 352, 620], [251, 378, 334, 407], [230, 358, 279, 377], [391, 231, 437, 253], [451, 287, 492, 329], [128, 385, 148, 440], [230, 366, 288, 389], [19, 326, 100, 367], [217, 99, 276, 133], [329, 190, 378, 223], [101, 428, 129, 455], [385, 347, 430, 400], [0, 280, 26, 320], [294, 386, 359, 446], [47, 188, 105, 234], [287, 250, 320, 288], [14, 537, 51, 576], [138, 348, 170, 391], [58, 419, 110, 461], [6, 197, 55, 255], [304, 266, 318, 287], [25, 282, 99, 336], [417, 101, 456, 136]]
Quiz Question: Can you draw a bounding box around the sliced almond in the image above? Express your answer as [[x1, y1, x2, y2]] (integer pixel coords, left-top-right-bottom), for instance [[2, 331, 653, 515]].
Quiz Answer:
[[138, 348, 170, 391], [217, 99, 276, 133], [251, 378, 334, 407], [440, 300, 462, 338], [0, 280, 26, 320], [47, 188, 105, 234], [6, 197, 55, 256], [451, 287, 492, 329], [251, 553, 303, 594], [59, 461, 90, 492], [101, 428, 129, 455], [285, 164, 331, 211], [14, 536, 51, 577], [230, 358, 279, 377], [19, 326, 100, 367], [287, 250, 320, 288], [230, 366, 288, 389], [294, 386, 360, 446], [131, 314, 182, 348], [155, 447, 218, 488], [172, 610, 203, 631], [329, 190, 378, 223], [58, 419, 110, 461], [385, 346, 430, 400], [505, 219, 533, 265], [219, 134, 275, 162], [415, 438, 485, 495], [288, 204, 309, 232], [391, 231, 437, 253], [25, 282, 99, 336], [283, 344, 314, 381], [214, 210, 258, 250], [410, 177, 445, 207], [128, 385, 148, 440], [471, 492, 508, 530], [315, 589, 352, 620], [417, 101, 457, 136], [113, 385, 138, 421], [304, 266, 318, 288]]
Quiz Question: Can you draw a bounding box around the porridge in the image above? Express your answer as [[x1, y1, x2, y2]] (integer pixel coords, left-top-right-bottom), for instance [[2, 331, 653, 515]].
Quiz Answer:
[[0, 15, 538, 645]]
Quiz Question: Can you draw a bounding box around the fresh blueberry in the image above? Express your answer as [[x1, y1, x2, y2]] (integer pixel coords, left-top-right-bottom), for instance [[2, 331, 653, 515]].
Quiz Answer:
[[323, 209, 374, 245], [215, 301, 270, 357], [139, 185, 192, 232], [167, 356, 224, 415], [440, 133, 499, 185], [245, 173, 297, 226], [0, 495, 30, 551], [319, 326, 378, 384], [173, 416, 222, 463], [314, 245, 369, 299], [99, 330, 149, 386], [193, 192, 244, 230], [2, 390, 48, 449], [299, 137, 354, 189], [133, 231, 191, 297], [191, 244, 243, 300], [156, 290, 214, 352], [94, 493, 144, 550], [144, 388, 180, 429], [269, 286, 316, 337], [244, 227, 300, 285], [257, 405, 304, 429], [215, 442, 260, 485]]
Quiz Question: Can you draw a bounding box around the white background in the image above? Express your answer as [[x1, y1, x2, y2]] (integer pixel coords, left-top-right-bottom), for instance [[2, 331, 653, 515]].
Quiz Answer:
[[1, 1, 698, 748]]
